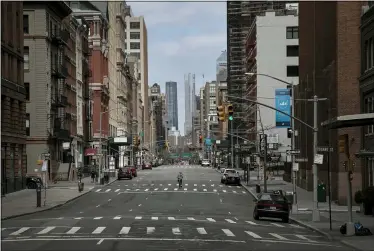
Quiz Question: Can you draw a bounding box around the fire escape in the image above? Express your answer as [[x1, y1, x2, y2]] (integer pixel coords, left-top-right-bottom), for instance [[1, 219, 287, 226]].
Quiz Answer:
[[50, 27, 70, 141], [82, 36, 93, 143]]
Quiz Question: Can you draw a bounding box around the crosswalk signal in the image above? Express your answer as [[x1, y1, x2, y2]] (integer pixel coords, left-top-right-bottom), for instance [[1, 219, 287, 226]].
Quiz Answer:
[[199, 135, 203, 144], [227, 104, 234, 121], [217, 105, 226, 121], [339, 134, 349, 158], [137, 137, 141, 146], [287, 128, 292, 138]]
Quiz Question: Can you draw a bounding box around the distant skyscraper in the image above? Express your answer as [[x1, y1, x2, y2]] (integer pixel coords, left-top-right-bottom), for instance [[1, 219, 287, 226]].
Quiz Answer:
[[216, 50, 227, 82], [165, 81, 178, 130], [184, 73, 195, 135]]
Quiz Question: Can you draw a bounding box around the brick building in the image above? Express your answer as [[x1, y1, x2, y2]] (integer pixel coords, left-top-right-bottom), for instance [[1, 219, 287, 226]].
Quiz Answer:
[[1, 1, 27, 194], [359, 3, 374, 189], [295, 1, 366, 204], [69, 2, 110, 170]]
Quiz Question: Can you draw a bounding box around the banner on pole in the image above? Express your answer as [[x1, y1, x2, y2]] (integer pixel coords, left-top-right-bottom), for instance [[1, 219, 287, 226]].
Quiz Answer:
[[275, 89, 291, 128]]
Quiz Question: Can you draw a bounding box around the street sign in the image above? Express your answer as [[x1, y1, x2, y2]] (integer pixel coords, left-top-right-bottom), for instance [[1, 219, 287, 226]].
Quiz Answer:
[[296, 157, 307, 162], [317, 146, 334, 153], [287, 149, 300, 155]]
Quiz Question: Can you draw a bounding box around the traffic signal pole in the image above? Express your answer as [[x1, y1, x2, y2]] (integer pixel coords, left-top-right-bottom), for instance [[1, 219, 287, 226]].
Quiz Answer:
[[230, 119, 234, 169]]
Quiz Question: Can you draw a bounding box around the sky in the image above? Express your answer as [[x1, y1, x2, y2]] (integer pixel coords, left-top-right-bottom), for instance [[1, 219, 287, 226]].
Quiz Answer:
[[129, 1, 227, 135]]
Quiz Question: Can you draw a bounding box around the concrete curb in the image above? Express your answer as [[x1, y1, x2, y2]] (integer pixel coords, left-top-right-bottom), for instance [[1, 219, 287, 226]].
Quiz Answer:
[[1, 190, 90, 221], [2, 178, 118, 221]]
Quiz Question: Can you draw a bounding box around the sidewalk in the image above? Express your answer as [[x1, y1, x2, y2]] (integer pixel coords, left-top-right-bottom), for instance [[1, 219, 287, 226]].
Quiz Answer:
[[1, 176, 117, 220], [242, 180, 374, 251]]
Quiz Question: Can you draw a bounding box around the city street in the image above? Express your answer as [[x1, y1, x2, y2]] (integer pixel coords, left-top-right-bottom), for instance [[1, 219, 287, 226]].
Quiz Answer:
[[2, 165, 354, 251]]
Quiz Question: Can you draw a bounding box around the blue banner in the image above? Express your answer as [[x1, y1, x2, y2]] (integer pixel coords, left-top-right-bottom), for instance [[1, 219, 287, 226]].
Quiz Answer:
[[275, 89, 291, 128]]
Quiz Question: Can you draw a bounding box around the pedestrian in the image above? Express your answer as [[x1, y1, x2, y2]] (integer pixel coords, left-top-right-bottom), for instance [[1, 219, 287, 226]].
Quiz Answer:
[[91, 170, 95, 183]]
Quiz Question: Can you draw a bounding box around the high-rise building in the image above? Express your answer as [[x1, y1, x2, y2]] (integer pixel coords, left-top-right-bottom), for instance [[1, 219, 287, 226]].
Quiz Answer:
[[125, 14, 150, 147], [165, 81, 178, 130], [227, 1, 285, 141], [216, 50, 227, 82], [184, 73, 195, 135], [1, 1, 27, 194], [149, 83, 165, 152]]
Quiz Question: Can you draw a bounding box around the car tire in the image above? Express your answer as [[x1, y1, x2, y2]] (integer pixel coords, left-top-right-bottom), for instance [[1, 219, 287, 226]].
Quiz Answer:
[[253, 210, 260, 220], [282, 216, 289, 223]]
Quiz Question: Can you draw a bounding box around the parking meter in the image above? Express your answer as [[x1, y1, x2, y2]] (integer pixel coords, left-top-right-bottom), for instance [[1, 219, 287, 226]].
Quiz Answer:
[[36, 182, 42, 207]]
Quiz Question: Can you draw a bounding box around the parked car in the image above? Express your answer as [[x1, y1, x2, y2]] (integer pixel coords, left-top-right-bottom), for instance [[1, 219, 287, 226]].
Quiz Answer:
[[221, 169, 241, 185], [142, 162, 152, 170], [118, 168, 133, 180], [26, 176, 43, 189], [253, 192, 291, 223], [201, 159, 210, 167]]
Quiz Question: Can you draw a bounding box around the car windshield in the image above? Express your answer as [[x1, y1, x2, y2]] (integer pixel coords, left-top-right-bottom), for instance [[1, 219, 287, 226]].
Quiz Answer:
[[260, 194, 286, 202]]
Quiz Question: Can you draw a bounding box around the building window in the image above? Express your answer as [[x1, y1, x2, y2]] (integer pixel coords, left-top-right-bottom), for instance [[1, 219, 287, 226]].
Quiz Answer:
[[24, 46, 29, 70], [25, 82, 30, 101], [23, 15, 29, 33], [286, 26, 299, 39], [364, 37, 373, 71], [286, 45, 299, 57], [130, 42, 140, 49], [26, 113, 30, 136], [130, 22, 140, 29], [131, 52, 140, 59], [287, 66, 299, 77], [365, 97, 374, 134], [130, 32, 140, 39]]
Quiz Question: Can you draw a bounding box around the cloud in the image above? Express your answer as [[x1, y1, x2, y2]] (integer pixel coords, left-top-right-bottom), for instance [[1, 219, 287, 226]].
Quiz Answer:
[[153, 33, 226, 57], [129, 2, 225, 27]]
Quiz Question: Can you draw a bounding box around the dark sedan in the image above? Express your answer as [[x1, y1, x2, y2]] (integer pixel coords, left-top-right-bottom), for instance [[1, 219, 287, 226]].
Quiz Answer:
[[253, 192, 291, 223], [118, 168, 133, 180]]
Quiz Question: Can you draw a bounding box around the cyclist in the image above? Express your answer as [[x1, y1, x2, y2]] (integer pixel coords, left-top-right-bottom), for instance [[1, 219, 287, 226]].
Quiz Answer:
[[177, 172, 183, 188]]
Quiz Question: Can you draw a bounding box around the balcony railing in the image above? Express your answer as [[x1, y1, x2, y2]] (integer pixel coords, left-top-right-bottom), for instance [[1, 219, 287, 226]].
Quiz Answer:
[[51, 29, 69, 46], [51, 64, 68, 79]]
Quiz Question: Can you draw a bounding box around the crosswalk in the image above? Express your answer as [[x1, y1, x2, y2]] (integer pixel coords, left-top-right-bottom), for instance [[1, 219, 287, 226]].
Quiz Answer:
[[98, 183, 246, 194], [157, 166, 211, 169], [1, 225, 321, 243], [28, 215, 303, 228]]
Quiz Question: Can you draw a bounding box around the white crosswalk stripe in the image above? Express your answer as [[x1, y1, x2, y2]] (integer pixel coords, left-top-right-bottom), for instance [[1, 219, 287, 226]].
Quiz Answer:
[[270, 222, 284, 228], [168, 217, 175, 220], [3, 226, 319, 243], [66, 227, 80, 234], [92, 227, 106, 234], [225, 219, 236, 223], [119, 227, 131, 235], [222, 229, 235, 237], [113, 216, 121, 220], [207, 218, 216, 222]]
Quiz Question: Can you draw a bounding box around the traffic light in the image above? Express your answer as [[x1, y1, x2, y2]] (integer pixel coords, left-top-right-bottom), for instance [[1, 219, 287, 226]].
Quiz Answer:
[[137, 137, 141, 146], [287, 128, 292, 138], [338, 134, 349, 158], [133, 136, 137, 145], [217, 105, 226, 121], [227, 104, 233, 121], [199, 135, 203, 144]]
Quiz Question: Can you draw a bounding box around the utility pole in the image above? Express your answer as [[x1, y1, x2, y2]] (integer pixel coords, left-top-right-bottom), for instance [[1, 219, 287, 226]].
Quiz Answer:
[[312, 95, 320, 222], [290, 83, 298, 213], [230, 119, 234, 168], [98, 112, 103, 185]]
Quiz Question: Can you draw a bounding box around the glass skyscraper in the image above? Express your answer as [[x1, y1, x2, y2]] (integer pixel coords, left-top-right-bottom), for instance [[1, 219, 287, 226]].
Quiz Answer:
[[165, 81, 178, 130]]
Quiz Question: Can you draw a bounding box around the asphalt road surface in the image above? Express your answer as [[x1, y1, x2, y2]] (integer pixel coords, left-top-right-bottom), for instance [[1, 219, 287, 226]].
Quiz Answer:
[[2, 164, 355, 251]]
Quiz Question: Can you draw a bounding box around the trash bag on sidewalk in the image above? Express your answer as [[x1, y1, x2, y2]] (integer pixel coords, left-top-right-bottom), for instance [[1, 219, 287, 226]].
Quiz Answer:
[[340, 223, 373, 236]]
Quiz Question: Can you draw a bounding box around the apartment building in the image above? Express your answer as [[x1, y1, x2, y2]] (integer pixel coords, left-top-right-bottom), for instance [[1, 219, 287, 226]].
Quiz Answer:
[[1, 1, 27, 194], [227, 1, 285, 141], [23, 2, 73, 181], [250, 10, 299, 163], [359, 3, 374, 189], [295, 1, 365, 204], [70, 2, 110, 170], [125, 15, 150, 148]]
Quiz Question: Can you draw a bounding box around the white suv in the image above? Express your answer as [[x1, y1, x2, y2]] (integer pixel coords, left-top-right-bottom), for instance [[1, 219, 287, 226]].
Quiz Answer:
[[201, 159, 210, 167]]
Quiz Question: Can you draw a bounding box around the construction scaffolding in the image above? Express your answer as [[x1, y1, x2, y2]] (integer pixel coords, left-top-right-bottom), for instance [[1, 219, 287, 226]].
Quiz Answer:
[[227, 1, 286, 143]]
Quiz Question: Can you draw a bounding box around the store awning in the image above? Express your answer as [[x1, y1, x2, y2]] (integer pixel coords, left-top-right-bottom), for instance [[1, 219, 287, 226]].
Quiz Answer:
[[321, 113, 374, 129]]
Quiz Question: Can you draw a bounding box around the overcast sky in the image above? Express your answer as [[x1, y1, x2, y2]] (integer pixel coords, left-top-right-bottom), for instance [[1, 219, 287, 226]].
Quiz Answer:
[[129, 1, 227, 135]]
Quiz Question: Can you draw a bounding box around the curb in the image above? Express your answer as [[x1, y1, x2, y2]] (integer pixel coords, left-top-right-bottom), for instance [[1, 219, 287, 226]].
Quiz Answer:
[[2, 179, 118, 221], [1, 190, 90, 221]]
